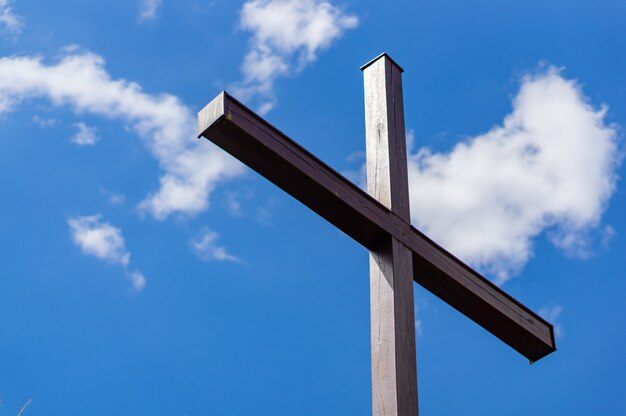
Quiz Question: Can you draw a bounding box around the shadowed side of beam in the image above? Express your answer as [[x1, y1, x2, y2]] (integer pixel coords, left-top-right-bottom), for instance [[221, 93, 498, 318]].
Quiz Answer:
[[202, 115, 389, 250], [197, 92, 556, 363]]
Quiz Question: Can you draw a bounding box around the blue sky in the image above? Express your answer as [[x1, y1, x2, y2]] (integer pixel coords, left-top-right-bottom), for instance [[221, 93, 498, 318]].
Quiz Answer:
[[0, 0, 625, 415]]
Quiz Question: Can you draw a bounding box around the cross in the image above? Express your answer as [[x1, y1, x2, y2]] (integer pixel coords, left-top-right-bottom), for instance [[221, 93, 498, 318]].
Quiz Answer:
[[197, 53, 556, 415]]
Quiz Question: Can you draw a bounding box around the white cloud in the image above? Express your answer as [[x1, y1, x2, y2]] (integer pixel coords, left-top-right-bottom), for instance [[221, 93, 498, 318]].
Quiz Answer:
[[407, 68, 620, 283], [414, 297, 428, 338], [0, 50, 245, 219], [68, 215, 130, 266], [255, 197, 278, 225], [539, 305, 564, 339], [109, 194, 125, 205], [32, 115, 59, 127], [130, 270, 147, 290], [0, 0, 22, 36], [600, 225, 616, 249], [101, 189, 126, 206], [414, 319, 422, 337], [138, 0, 162, 22], [68, 215, 147, 290], [190, 229, 241, 263], [234, 0, 358, 113], [71, 122, 98, 146], [342, 150, 366, 188], [223, 191, 244, 217]]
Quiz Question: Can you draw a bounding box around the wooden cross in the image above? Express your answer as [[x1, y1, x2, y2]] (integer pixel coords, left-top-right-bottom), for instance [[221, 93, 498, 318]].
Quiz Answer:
[[198, 53, 556, 415]]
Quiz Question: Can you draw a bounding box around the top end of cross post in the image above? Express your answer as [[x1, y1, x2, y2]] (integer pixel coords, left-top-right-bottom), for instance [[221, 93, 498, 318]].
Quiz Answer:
[[360, 52, 404, 73]]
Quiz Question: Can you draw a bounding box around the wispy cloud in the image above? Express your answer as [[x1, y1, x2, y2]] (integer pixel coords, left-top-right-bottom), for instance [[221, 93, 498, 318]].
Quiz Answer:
[[255, 197, 279, 225], [68, 215, 146, 290], [32, 115, 59, 127], [0, 0, 22, 37], [70, 122, 98, 146], [414, 297, 428, 338], [233, 0, 358, 114], [129, 270, 147, 291], [100, 188, 126, 206], [414, 320, 422, 337], [342, 149, 366, 189], [138, 0, 162, 22], [0, 50, 245, 219], [223, 191, 244, 217], [190, 228, 241, 263], [407, 68, 620, 284]]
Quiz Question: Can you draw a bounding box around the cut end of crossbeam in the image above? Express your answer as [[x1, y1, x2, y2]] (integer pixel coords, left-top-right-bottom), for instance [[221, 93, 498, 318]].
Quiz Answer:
[[360, 52, 404, 73], [198, 91, 227, 138], [528, 326, 557, 364]]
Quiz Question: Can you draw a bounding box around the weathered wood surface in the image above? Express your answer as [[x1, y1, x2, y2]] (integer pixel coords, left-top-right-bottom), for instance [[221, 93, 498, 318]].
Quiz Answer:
[[364, 54, 418, 415], [197, 91, 556, 363]]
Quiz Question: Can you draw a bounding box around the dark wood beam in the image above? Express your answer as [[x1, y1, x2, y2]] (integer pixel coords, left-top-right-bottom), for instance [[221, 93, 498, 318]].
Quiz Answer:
[[198, 92, 556, 363]]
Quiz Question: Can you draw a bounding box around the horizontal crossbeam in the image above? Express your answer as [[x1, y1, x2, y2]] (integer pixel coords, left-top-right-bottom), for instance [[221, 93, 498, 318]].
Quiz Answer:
[[198, 92, 556, 363]]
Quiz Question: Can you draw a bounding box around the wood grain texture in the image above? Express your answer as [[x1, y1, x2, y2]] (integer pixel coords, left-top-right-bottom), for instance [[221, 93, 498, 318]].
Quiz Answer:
[[364, 54, 410, 221], [364, 54, 418, 416], [197, 91, 556, 363]]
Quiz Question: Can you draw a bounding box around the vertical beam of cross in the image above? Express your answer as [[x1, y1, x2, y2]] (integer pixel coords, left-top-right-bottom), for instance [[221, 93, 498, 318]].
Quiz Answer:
[[363, 54, 419, 416]]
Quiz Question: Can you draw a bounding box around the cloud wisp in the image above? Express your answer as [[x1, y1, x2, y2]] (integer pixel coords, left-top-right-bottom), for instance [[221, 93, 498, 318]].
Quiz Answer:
[[0, 0, 22, 36], [233, 0, 358, 114], [33, 115, 59, 127], [0, 50, 245, 219], [100, 188, 126, 206], [68, 215, 146, 290], [407, 68, 620, 283], [190, 228, 241, 263], [138, 0, 162, 22], [71, 122, 98, 146]]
